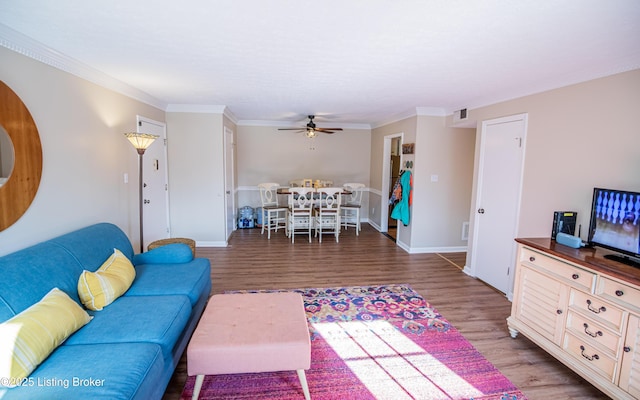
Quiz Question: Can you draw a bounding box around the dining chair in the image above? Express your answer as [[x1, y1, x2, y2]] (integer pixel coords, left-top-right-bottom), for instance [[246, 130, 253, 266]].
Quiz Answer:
[[314, 187, 342, 243], [341, 183, 365, 235], [287, 187, 315, 243], [258, 182, 287, 239]]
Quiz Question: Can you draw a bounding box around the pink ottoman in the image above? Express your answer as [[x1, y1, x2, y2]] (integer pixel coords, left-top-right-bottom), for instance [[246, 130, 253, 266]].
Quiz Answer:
[[187, 292, 311, 400]]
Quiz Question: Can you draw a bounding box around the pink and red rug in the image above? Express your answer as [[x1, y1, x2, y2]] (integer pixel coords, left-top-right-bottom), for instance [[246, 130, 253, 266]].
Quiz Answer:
[[180, 284, 525, 400]]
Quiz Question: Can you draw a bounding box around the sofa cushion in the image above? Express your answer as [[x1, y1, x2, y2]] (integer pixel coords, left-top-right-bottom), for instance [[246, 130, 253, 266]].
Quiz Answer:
[[0, 242, 85, 321], [132, 243, 193, 265], [50, 223, 135, 271], [0, 342, 165, 400], [65, 295, 191, 361], [0, 288, 92, 386], [78, 249, 136, 311], [126, 258, 210, 307]]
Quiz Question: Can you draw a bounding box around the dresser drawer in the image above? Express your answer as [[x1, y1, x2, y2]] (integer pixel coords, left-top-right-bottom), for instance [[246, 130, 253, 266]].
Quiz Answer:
[[569, 289, 625, 332], [521, 247, 595, 291], [564, 332, 618, 382], [598, 276, 640, 315], [565, 310, 621, 355]]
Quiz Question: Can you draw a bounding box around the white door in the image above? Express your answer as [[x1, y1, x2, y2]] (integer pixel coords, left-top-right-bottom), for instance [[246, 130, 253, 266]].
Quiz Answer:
[[224, 126, 235, 240], [138, 117, 170, 249], [470, 114, 527, 294]]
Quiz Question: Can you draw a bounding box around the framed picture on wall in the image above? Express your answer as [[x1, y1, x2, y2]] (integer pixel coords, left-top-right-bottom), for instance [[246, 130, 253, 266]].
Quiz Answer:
[[402, 143, 415, 154]]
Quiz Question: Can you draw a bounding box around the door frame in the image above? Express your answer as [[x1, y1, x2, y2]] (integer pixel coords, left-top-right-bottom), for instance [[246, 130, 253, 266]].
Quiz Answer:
[[223, 126, 236, 241], [466, 113, 527, 299], [380, 132, 403, 234], [136, 115, 171, 244]]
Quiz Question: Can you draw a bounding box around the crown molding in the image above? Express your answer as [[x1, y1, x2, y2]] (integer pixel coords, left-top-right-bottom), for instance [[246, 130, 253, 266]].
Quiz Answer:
[[0, 23, 167, 110], [165, 104, 228, 113], [371, 107, 448, 128], [237, 119, 371, 129]]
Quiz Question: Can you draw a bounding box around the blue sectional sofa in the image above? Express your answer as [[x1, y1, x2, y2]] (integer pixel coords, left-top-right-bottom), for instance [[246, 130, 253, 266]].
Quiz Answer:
[[0, 223, 211, 399]]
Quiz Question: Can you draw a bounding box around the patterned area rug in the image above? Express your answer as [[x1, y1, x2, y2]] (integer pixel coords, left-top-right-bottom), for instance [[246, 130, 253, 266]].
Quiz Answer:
[[180, 284, 526, 400]]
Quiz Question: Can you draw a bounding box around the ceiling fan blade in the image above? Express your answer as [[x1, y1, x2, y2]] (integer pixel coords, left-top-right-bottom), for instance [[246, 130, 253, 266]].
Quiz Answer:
[[278, 128, 305, 130], [315, 128, 343, 132]]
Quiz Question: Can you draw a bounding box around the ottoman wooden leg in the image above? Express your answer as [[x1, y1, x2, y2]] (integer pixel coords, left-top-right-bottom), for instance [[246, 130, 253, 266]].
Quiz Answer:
[[297, 369, 311, 400], [192, 374, 205, 400]]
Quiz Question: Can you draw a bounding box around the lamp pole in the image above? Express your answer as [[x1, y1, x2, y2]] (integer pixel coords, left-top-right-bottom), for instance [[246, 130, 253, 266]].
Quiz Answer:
[[124, 133, 158, 253]]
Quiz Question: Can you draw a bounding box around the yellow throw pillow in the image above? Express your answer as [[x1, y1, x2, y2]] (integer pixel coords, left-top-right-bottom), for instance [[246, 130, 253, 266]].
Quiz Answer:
[[77, 248, 136, 311], [0, 288, 92, 387]]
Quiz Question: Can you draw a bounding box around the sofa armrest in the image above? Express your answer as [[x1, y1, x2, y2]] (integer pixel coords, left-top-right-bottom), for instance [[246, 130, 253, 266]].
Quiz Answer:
[[132, 244, 193, 266]]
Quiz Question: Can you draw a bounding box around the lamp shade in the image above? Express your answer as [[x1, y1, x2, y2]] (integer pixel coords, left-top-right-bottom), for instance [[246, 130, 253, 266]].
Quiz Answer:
[[124, 132, 158, 153]]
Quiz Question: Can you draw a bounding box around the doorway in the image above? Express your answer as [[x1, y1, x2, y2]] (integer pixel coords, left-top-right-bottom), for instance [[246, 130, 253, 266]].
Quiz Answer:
[[137, 116, 170, 249], [224, 126, 236, 242], [468, 113, 527, 296], [381, 133, 402, 240]]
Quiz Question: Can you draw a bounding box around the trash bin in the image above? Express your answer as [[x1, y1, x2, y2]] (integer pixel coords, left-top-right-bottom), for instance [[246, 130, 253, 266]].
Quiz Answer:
[[238, 206, 255, 228]]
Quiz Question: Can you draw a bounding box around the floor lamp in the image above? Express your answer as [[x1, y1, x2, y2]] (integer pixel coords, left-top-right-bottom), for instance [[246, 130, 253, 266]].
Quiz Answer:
[[124, 132, 159, 253]]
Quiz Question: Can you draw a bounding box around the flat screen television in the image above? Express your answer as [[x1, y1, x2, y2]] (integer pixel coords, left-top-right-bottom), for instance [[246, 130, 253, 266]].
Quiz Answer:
[[588, 187, 640, 267]]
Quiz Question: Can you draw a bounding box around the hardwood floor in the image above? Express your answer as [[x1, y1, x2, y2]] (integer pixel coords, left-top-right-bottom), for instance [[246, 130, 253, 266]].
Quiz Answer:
[[163, 225, 608, 399]]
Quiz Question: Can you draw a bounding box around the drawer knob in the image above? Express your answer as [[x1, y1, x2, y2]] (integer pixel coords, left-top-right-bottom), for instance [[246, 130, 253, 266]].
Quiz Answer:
[[586, 299, 606, 314], [580, 345, 600, 361], [572, 273, 579, 280], [556, 309, 563, 315], [615, 290, 624, 297], [583, 323, 603, 338], [624, 346, 631, 353], [529, 256, 535, 262]]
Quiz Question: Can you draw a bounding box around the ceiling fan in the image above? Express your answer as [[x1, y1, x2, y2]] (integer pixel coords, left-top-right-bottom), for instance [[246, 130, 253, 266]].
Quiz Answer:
[[278, 115, 343, 138]]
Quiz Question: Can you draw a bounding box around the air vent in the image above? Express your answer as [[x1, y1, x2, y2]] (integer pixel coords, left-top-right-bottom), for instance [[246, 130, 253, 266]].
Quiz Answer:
[[453, 108, 468, 123]]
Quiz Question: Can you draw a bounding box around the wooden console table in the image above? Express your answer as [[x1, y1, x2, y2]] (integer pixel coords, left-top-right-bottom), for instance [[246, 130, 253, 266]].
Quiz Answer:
[[508, 238, 640, 399]]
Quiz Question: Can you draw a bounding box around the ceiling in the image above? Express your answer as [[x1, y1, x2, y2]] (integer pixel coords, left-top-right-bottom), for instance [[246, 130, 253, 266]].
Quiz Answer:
[[1, 0, 639, 127]]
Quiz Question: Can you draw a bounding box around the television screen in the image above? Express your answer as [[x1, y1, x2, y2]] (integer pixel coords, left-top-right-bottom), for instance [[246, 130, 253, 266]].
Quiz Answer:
[[588, 188, 640, 263]]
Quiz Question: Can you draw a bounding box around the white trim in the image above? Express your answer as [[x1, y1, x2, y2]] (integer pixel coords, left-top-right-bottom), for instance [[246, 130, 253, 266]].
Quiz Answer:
[[408, 246, 468, 254], [371, 107, 446, 128], [165, 104, 227, 113], [0, 23, 167, 110], [381, 133, 403, 234], [237, 119, 371, 129]]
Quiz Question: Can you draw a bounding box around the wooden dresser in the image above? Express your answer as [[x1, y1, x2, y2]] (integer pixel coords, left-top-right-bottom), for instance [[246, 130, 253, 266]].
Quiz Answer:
[[508, 238, 640, 399]]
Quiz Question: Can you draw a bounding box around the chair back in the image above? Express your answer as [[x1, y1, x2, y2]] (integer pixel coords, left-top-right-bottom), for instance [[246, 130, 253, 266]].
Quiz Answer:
[[288, 187, 315, 211], [316, 187, 342, 212], [342, 183, 365, 205], [258, 182, 280, 207]]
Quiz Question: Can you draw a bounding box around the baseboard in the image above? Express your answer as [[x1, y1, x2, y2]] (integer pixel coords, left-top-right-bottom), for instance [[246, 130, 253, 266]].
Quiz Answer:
[[407, 246, 468, 254], [195, 241, 228, 248]]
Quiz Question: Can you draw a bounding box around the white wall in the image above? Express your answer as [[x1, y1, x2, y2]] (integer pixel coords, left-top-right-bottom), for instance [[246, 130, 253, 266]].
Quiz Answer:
[[371, 115, 476, 252], [166, 112, 229, 246], [235, 124, 371, 214], [0, 47, 164, 256], [464, 69, 640, 275]]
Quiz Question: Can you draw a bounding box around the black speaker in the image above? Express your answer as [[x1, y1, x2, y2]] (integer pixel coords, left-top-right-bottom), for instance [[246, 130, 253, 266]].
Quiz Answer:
[[551, 211, 577, 239]]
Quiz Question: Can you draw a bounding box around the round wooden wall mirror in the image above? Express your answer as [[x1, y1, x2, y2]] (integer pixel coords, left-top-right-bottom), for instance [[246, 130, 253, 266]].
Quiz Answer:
[[0, 81, 43, 231]]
